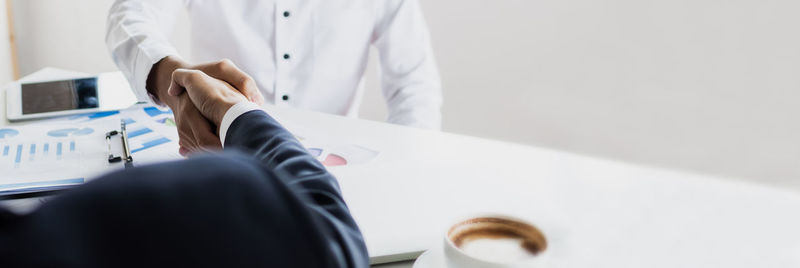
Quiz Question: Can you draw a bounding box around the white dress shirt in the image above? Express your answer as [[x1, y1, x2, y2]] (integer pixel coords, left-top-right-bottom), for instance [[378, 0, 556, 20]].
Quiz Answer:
[[106, 0, 442, 129]]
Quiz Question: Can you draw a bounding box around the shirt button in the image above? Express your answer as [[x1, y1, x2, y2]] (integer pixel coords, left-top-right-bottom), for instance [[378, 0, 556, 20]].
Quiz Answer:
[[283, 54, 290, 60], [283, 11, 290, 17], [282, 95, 290, 101]]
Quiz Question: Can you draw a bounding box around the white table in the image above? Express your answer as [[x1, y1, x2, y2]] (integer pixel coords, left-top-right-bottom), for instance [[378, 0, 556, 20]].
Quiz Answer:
[[263, 102, 800, 267], [4, 70, 800, 267]]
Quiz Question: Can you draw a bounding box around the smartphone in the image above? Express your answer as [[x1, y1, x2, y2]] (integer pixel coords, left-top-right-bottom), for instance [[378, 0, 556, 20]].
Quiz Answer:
[[6, 72, 137, 121]]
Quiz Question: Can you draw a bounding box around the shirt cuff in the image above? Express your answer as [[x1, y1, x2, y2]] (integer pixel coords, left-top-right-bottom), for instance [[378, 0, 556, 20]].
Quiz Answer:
[[132, 45, 180, 103], [219, 101, 263, 146]]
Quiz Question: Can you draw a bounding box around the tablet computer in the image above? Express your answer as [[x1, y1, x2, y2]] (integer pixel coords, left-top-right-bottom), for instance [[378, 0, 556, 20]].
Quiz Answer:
[[6, 72, 137, 121]]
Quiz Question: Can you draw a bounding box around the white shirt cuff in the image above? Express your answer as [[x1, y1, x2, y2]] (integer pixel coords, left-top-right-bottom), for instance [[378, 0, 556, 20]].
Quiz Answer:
[[219, 101, 263, 146], [131, 46, 180, 103]]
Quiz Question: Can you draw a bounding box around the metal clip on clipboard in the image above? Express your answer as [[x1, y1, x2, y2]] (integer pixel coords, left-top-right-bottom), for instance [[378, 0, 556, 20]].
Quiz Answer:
[[106, 120, 133, 169]]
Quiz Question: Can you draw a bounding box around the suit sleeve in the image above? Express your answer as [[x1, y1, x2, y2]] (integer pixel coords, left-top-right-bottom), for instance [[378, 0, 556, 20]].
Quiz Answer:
[[224, 110, 370, 267]]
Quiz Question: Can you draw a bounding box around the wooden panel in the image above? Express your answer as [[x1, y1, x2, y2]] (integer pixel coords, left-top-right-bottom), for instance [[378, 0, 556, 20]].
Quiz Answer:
[[5, 0, 18, 79]]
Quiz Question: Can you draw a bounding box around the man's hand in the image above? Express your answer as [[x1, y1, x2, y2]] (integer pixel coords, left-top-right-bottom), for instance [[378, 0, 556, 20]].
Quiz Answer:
[[171, 94, 220, 156], [168, 69, 248, 127], [147, 57, 264, 155]]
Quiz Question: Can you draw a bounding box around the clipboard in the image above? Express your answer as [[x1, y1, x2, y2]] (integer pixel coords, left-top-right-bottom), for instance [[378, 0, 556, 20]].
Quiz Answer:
[[0, 119, 133, 199]]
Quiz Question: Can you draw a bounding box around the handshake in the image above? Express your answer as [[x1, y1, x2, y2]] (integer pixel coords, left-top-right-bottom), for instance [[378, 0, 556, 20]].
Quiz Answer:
[[149, 57, 266, 156]]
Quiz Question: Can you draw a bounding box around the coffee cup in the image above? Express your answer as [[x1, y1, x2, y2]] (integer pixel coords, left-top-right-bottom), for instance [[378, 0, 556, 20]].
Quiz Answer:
[[443, 216, 548, 268]]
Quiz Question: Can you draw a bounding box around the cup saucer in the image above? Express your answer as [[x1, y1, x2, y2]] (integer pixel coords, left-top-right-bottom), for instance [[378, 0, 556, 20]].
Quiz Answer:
[[413, 248, 446, 268]]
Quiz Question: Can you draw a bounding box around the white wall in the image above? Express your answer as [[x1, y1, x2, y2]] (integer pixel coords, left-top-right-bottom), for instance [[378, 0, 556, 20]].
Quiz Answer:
[[11, 0, 190, 76], [11, 0, 800, 186], [361, 0, 800, 186], [0, 0, 14, 84]]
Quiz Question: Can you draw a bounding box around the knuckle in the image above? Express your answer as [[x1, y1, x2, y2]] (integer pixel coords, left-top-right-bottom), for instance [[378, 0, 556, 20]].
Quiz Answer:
[[235, 74, 254, 89], [216, 59, 234, 69], [186, 70, 205, 81]]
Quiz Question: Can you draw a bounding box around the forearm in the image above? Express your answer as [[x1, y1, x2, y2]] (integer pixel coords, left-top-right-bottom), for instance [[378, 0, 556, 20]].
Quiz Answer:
[[106, 0, 182, 102], [146, 56, 189, 106], [223, 109, 319, 173]]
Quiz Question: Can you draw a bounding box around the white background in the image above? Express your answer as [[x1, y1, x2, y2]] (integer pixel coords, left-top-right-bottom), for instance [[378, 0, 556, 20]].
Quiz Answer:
[[3, 0, 800, 188]]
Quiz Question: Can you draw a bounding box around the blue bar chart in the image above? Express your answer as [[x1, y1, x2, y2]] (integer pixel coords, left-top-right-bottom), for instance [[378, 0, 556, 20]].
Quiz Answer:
[[15, 144, 22, 166], [127, 127, 153, 138], [1, 105, 185, 191], [66, 107, 180, 156], [0, 140, 80, 167], [0, 121, 118, 196], [131, 137, 171, 154]]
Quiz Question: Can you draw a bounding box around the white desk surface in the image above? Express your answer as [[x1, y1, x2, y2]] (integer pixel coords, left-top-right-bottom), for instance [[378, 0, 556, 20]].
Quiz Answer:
[[4, 69, 800, 267], [264, 103, 800, 267]]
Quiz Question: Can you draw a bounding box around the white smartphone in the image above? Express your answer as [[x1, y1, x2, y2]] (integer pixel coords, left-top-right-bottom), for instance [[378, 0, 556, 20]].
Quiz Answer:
[[6, 72, 137, 121]]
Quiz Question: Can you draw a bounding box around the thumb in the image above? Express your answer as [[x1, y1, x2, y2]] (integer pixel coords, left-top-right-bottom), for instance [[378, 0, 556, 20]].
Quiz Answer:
[[167, 78, 184, 97]]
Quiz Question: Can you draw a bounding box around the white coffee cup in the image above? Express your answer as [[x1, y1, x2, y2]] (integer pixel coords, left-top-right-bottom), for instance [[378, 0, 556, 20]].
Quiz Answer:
[[443, 216, 549, 268]]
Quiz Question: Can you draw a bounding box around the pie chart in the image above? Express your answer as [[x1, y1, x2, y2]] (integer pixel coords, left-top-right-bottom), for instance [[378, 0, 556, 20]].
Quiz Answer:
[[0, 128, 19, 139], [307, 148, 323, 157], [322, 153, 347, 166], [47, 128, 94, 137]]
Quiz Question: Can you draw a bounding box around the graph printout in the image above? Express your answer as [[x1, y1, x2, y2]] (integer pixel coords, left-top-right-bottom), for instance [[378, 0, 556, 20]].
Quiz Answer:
[[66, 105, 384, 167], [0, 121, 119, 193], [53, 105, 183, 164]]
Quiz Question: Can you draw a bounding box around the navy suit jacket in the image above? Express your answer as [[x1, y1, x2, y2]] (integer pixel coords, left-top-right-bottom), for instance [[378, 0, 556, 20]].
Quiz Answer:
[[0, 110, 370, 267]]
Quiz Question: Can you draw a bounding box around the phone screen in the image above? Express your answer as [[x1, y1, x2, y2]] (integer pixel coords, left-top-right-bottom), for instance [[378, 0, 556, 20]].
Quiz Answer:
[[21, 78, 99, 115]]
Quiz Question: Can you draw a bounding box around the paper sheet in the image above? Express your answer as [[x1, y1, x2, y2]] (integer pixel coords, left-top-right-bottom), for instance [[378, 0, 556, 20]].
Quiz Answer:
[[61, 105, 381, 167], [54, 104, 184, 165], [298, 135, 380, 167], [0, 104, 186, 194], [0, 120, 122, 193]]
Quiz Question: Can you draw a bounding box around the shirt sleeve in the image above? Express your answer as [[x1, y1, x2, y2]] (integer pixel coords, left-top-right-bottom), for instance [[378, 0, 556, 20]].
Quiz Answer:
[[372, 0, 443, 130], [105, 0, 185, 103], [219, 101, 263, 145]]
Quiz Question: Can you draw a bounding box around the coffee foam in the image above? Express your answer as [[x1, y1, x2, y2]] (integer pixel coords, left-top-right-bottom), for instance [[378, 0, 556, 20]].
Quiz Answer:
[[448, 217, 547, 263], [460, 237, 536, 263]]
